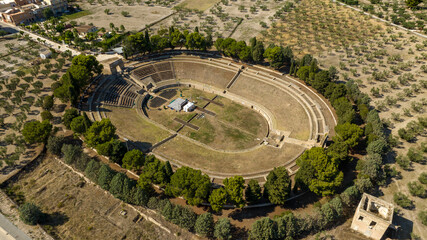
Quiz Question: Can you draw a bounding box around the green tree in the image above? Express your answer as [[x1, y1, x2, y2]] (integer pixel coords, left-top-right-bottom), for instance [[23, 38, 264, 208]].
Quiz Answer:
[[61, 143, 82, 165], [62, 108, 79, 129], [333, 122, 363, 150], [133, 185, 150, 206], [138, 158, 170, 186], [214, 218, 232, 240], [47, 135, 65, 156], [71, 55, 103, 78], [109, 172, 127, 199], [264, 167, 291, 204], [223, 176, 245, 208], [70, 115, 91, 134], [19, 203, 43, 225], [85, 159, 101, 182], [419, 172, 427, 184], [408, 181, 426, 198], [263, 46, 285, 69], [276, 213, 297, 239], [393, 192, 414, 209], [185, 32, 206, 50], [161, 200, 174, 220], [366, 139, 389, 155], [85, 118, 116, 147], [195, 213, 214, 237], [166, 166, 211, 205], [357, 153, 383, 182], [296, 147, 343, 196], [97, 164, 115, 190], [41, 111, 53, 121], [327, 140, 349, 163], [122, 149, 145, 170], [245, 179, 262, 204], [250, 217, 278, 240], [209, 188, 228, 212], [405, 0, 422, 8], [252, 41, 265, 62], [42, 95, 54, 110], [42, 8, 54, 19], [419, 210, 427, 225], [22, 120, 52, 144], [297, 66, 310, 81]]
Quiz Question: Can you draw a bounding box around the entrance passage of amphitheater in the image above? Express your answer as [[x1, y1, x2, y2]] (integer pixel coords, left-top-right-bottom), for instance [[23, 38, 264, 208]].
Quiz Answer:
[[109, 59, 125, 75]]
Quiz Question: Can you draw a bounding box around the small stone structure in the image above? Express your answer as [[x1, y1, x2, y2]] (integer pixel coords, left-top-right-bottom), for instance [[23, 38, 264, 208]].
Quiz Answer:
[[108, 59, 125, 75], [351, 193, 396, 240]]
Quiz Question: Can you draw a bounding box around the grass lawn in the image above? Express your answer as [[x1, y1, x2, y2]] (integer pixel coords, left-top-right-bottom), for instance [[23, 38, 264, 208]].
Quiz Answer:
[[178, 0, 220, 11], [60, 10, 92, 22], [104, 106, 170, 146]]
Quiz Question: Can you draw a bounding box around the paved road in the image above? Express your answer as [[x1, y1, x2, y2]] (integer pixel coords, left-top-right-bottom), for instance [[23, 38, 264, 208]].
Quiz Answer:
[[0, 213, 32, 240]]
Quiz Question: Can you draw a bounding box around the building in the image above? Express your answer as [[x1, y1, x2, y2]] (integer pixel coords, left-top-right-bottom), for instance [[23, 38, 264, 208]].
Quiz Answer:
[[0, 0, 67, 25], [351, 193, 397, 240], [74, 25, 97, 38], [14, 0, 41, 7], [183, 102, 195, 112], [0, 7, 33, 25], [41, 0, 67, 15], [168, 98, 187, 111], [39, 48, 51, 59]]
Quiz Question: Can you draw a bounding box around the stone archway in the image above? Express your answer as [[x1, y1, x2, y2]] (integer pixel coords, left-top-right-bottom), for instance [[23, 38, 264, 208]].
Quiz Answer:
[[109, 59, 125, 75]]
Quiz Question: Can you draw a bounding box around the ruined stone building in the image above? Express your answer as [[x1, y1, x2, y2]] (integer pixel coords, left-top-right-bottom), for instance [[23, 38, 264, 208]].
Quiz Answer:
[[351, 193, 397, 240]]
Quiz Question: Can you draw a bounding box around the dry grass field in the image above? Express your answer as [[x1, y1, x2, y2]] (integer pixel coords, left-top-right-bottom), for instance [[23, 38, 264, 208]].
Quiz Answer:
[[230, 74, 311, 140], [2, 155, 186, 240], [154, 135, 304, 175], [104, 106, 171, 149], [178, 0, 220, 11], [71, 1, 173, 32]]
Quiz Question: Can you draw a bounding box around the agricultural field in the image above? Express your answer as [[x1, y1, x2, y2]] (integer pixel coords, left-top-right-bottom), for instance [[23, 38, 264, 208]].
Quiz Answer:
[[151, 0, 287, 40], [259, 0, 383, 57], [351, 0, 427, 33], [298, 3, 427, 239], [1, 155, 187, 240], [0, 34, 72, 170]]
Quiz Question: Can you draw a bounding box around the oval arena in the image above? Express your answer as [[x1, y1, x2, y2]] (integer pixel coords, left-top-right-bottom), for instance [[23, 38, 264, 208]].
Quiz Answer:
[[83, 53, 337, 182]]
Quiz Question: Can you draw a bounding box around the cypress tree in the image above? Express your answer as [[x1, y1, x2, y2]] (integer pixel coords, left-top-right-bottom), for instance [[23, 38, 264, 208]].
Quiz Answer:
[[289, 61, 294, 76], [97, 164, 114, 190]]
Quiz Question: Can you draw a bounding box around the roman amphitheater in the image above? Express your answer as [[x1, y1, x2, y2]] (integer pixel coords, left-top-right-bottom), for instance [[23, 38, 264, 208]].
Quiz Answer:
[[83, 52, 337, 183]]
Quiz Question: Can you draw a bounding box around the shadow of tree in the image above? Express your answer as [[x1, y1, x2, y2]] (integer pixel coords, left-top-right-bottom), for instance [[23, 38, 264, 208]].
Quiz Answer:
[[42, 212, 69, 226]]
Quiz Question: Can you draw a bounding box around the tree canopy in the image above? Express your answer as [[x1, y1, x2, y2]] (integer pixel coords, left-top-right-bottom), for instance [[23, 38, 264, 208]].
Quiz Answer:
[[296, 147, 343, 196], [209, 188, 228, 212], [85, 118, 116, 147], [264, 167, 292, 205], [166, 166, 211, 205], [223, 176, 245, 208], [22, 120, 52, 144], [333, 122, 363, 150], [122, 149, 145, 170], [19, 203, 43, 225]]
